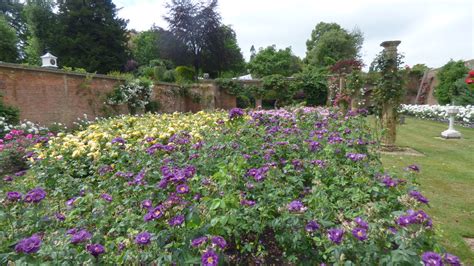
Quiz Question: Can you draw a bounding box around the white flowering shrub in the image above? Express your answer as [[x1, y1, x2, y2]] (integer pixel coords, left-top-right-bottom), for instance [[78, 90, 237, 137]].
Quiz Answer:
[[400, 104, 474, 124], [0, 117, 50, 137], [107, 78, 154, 109]]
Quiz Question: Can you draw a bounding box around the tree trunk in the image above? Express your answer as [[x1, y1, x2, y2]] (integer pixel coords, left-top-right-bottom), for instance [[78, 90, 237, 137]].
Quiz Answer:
[[381, 103, 397, 148]]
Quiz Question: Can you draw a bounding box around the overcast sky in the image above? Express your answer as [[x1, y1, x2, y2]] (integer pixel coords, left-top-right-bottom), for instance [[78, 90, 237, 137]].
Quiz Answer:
[[115, 0, 474, 69]]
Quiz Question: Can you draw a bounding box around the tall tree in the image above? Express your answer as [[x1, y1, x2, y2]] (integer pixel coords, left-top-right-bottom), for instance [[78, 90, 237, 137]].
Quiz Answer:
[[248, 45, 302, 78], [0, 0, 26, 57], [23, 0, 58, 65], [0, 15, 19, 62], [434, 60, 469, 104], [164, 0, 221, 74], [201, 24, 245, 77], [305, 22, 363, 68], [54, 0, 129, 73], [131, 29, 161, 66]]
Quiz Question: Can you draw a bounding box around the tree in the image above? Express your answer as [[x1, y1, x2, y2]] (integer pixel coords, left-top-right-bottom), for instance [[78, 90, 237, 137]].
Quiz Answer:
[[131, 29, 161, 66], [201, 24, 245, 77], [164, 0, 221, 75], [293, 69, 328, 106], [0, 0, 26, 58], [248, 45, 302, 78], [155, 27, 193, 67], [305, 22, 363, 68], [23, 0, 58, 65], [0, 15, 19, 62], [54, 0, 129, 73], [434, 60, 469, 104]]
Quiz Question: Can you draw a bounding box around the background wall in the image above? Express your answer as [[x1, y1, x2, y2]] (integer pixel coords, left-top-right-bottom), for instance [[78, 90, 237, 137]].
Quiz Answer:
[[0, 63, 236, 127]]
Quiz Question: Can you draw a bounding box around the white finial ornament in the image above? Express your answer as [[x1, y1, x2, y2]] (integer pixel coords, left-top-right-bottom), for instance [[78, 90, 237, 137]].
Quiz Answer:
[[41, 52, 58, 68]]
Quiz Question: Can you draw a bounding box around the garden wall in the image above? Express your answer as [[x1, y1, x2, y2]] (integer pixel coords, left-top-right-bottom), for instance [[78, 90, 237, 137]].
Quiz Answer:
[[0, 63, 236, 127]]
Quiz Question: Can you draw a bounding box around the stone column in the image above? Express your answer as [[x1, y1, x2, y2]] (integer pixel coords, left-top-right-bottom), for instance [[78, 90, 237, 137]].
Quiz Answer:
[[380, 40, 401, 148]]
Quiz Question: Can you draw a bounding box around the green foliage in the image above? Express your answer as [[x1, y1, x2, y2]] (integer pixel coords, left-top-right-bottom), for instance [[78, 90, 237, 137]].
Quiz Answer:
[[371, 52, 405, 108], [0, 0, 27, 58], [145, 100, 161, 113], [175, 66, 195, 83], [214, 78, 243, 95], [346, 70, 365, 95], [107, 77, 154, 114], [131, 30, 161, 66], [262, 74, 294, 107], [434, 60, 469, 104], [248, 45, 302, 78], [0, 15, 19, 62], [293, 69, 328, 106], [452, 78, 474, 105], [54, 0, 129, 74], [162, 69, 176, 83], [305, 22, 363, 68], [106, 71, 134, 80], [409, 64, 429, 77], [0, 94, 20, 125]]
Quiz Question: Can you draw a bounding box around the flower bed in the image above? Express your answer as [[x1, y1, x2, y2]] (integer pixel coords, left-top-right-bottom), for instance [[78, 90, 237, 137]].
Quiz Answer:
[[400, 104, 474, 126], [0, 108, 459, 265]]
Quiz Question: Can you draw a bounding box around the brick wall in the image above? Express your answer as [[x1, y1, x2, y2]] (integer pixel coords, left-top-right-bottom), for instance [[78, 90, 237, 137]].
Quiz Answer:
[[0, 63, 236, 127]]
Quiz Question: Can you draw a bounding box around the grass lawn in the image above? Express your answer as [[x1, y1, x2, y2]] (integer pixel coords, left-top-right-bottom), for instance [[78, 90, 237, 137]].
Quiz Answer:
[[379, 117, 474, 263]]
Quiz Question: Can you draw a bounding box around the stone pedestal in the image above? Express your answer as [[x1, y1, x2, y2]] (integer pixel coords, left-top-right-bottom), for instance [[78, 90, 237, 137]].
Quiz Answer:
[[441, 107, 461, 139]]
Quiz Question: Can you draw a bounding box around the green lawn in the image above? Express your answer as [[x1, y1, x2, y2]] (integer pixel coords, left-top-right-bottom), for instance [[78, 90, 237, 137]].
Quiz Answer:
[[379, 117, 474, 263]]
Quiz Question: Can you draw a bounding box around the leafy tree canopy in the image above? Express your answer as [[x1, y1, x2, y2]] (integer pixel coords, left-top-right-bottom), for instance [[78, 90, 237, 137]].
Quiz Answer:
[[305, 22, 363, 68], [131, 29, 161, 66], [0, 15, 19, 62], [434, 60, 470, 105], [248, 45, 302, 78]]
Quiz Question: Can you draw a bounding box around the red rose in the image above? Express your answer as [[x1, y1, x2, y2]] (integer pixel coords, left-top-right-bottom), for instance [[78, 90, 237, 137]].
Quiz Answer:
[[469, 70, 474, 77]]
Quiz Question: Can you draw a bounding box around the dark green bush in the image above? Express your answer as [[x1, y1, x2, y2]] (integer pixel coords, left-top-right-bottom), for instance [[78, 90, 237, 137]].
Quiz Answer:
[[434, 60, 469, 104], [0, 94, 19, 125], [175, 66, 195, 83]]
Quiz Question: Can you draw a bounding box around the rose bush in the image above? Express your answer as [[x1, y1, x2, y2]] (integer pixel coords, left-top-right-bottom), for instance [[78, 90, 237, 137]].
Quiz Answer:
[[0, 108, 459, 265], [400, 104, 474, 125]]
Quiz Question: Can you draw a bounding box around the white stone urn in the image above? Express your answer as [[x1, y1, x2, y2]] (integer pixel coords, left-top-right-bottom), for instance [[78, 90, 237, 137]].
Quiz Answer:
[[441, 106, 461, 139]]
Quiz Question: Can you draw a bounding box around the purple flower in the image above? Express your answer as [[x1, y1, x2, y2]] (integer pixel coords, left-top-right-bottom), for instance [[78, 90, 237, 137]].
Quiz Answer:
[[246, 166, 269, 182], [443, 253, 461, 266], [3, 175, 13, 182], [24, 188, 46, 203], [55, 212, 66, 221], [142, 199, 152, 209], [98, 165, 113, 176], [201, 249, 219, 266], [192, 236, 208, 248], [168, 215, 185, 227], [66, 197, 76, 206], [240, 199, 256, 207], [15, 170, 27, 177], [111, 137, 126, 145], [407, 164, 420, 172], [305, 220, 320, 232], [328, 228, 344, 245], [15, 235, 42, 254], [135, 232, 152, 245], [381, 175, 399, 188], [143, 212, 153, 222], [396, 214, 415, 227], [354, 217, 369, 229], [176, 184, 190, 194], [100, 193, 113, 202], [229, 108, 245, 119], [288, 200, 306, 213], [352, 227, 368, 241], [67, 228, 78, 235], [409, 190, 429, 204], [346, 153, 367, 162], [7, 191, 22, 201], [421, 252, 443, 266], [70, 229, 92, 244], [308, 141, 321, 152], [151, 206, 164, 219], [211, 236, 227, 249], [87, 243, 105, 257]]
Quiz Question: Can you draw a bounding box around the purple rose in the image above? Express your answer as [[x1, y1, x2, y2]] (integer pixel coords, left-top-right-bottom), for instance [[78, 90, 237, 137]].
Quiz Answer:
[[229, 108, 245, 119], [7, 191, 22, 201], [135, 232, 152, 245], [211, 236, 227, 249], [407, 164, 420, 172], [176, 184, 190, 194], [15, 235, 42, 254], [352, 227, 368, 241], [354, 217, 369, 229], [143, 212, 153, 222], [409, 190, 429, 204], [421, 252, 443, 266], [305, 220, 320, 232], [240, 199, 256, 207], [70, 229, 92, 244], [288, 200, 306, 213], [100, 193, 113, 202], [87, 243, 105, 257], [346, 152, 367, 162], [443, 253, 461, 266], [142, 199, 152, 209], [111, 137, 126, 145], [328, 228, 344, 245], [151, 206, 164, 219], [201, 249, 219, 266], [3, 175, 13, 182], [168, 215, 185, 227], [66, 197, 76, 206], [24, 188, 46, 203], [55, 212, 66, 221], [192, 236, 208, 248]]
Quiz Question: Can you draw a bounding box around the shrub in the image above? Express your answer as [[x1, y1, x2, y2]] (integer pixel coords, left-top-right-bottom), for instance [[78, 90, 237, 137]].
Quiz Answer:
[[0, 108, 455, 264], [107, 77, 154, 114], [293, 70, 328, 106], [161, 69, 176, 83], [0, 94, 20, 126], [434, 60, 469, 104], [175, 66, 195, 83]]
